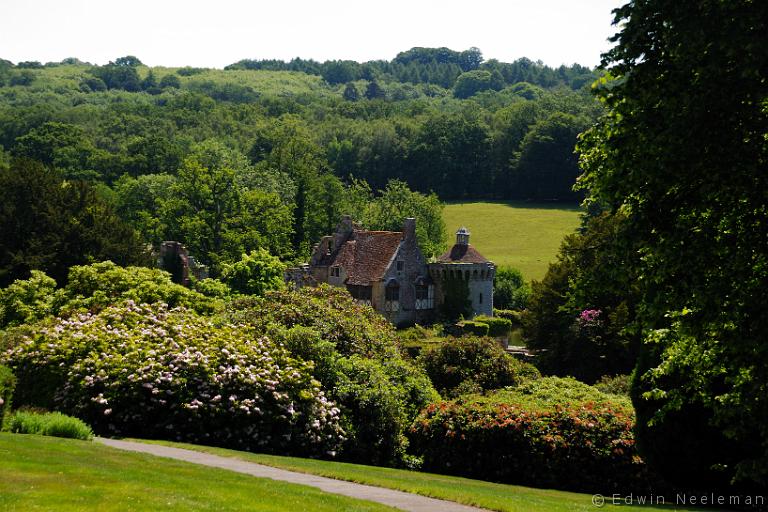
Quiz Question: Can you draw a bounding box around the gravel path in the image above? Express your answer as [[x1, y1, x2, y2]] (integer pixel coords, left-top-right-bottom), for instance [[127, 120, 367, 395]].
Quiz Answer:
[[97, 438, 486, 512]]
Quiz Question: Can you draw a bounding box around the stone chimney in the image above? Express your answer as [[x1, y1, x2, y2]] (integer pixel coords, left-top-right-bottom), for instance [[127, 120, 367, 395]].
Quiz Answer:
[[159, 241, 190, 286], [456, 227, 470, 246], [403, 218, 416, 243], [337, 215, 354, 235], [333, 214, 355, 251]]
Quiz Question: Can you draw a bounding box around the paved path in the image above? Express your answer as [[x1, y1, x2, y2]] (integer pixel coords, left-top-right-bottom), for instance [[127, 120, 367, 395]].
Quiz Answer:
[[97, 438, 485, 512]]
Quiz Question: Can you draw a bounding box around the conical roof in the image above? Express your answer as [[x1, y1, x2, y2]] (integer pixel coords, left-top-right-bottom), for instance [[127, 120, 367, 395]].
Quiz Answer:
[[437, 243, 490, 264]]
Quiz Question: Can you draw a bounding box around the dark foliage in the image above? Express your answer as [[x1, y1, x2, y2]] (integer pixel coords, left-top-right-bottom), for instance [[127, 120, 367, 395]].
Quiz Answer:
[[418, 336, 539, 396], [523, 212, 639, 383], [578, 0, 768, 489], [0, 159, 147, 286]]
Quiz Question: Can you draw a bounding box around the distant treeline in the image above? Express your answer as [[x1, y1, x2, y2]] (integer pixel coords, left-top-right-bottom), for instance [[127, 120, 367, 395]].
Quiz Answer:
[[0, 47, 600, 280], [226, 47, 597, 91]]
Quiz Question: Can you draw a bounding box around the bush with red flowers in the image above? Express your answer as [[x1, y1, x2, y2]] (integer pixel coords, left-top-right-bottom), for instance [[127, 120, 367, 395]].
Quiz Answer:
[[409, 377, 658, 493]]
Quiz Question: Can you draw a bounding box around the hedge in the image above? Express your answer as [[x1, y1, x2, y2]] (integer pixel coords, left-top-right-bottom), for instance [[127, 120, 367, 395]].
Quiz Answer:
[[473, 315, 513, 337], [493, 309, 523, 325], [455, 320, 489, 337], [0, 364, 15, 425]]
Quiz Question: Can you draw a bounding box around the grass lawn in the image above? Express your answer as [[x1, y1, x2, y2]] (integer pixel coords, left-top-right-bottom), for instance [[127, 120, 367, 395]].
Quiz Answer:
[[0, 433, 394, 512], [136, 439, 710, 512], [443, 201, 581, 281]]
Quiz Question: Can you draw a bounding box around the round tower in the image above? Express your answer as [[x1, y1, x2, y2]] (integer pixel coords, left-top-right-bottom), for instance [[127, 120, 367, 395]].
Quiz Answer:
[[429, 227, 495, 318]]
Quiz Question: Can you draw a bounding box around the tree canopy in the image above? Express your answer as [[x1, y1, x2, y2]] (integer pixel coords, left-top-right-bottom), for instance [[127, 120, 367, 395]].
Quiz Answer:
[[577, 0, 768, 490]]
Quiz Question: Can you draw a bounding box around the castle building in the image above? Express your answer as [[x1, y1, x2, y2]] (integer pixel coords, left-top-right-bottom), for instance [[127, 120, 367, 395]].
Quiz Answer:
[[430, 227, 495, 318], [287, 216, 494, 326]]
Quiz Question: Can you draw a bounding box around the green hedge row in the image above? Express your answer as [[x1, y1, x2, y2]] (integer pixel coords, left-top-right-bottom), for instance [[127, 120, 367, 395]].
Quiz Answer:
[[457, 320, 489, 336], [473, 315, 513, 337]]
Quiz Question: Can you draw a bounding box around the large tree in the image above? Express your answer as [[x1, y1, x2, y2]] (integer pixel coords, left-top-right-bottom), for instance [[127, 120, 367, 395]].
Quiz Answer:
[[577, 0, 768, 490], [0, 159, 146, 286], [163, 140, 292, 273]]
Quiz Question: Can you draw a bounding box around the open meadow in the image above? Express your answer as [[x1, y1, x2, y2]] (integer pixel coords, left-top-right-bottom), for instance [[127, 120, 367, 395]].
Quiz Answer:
[[443, 201, 581, 281]]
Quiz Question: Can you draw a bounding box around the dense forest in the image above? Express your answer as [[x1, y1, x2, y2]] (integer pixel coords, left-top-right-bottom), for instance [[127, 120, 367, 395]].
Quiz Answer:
[[0, 47, 600, 283]]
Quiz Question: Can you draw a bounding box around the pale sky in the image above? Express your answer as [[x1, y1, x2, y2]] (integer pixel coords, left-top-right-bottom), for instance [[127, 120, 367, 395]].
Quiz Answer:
[[0, 0, 624, 69]]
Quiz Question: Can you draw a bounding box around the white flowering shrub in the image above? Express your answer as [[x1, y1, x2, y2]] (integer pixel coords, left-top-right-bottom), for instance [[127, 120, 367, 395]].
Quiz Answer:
[[231, 286, 439, 465], [3, 302, 343, 457]]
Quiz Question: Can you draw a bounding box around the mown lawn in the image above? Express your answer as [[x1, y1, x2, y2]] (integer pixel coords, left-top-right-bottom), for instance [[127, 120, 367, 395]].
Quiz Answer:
[[443, 201, 581, 281], [0, 433, 394, 512], [137, 439, 710, 512]]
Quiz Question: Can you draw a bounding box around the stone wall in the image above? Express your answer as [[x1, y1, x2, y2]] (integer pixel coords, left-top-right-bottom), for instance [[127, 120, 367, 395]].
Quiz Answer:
[[429, 262, 495, 319]]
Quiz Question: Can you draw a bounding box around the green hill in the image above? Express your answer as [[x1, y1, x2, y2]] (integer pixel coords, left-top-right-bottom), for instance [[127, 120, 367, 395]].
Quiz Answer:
[[443, 201, 581, 281]]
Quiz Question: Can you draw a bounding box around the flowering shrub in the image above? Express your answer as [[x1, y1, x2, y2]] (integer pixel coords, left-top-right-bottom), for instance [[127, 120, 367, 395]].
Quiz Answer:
[[578, 308, 602, 327], [3, 302, 343, 457], [409, 377, 658, 493], [0, 262, 224, 330], [232, 286, 438, 465]]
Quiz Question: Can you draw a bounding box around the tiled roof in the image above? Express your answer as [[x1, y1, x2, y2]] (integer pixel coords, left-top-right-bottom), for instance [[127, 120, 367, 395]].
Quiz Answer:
[[330, 230, 403, 285], [437, 244, 490, 264]]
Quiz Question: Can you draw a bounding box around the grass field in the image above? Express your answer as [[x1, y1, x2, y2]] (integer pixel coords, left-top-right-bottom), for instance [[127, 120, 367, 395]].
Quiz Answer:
[[137, 439, 708, 512], [0, 434, 393, 512], [443, 201, 581, 281]]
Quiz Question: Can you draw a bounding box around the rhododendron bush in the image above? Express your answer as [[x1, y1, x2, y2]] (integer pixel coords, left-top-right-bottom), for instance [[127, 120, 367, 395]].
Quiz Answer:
[[231, 286, 438, 465], [409, 377, 658, 493], [3, 302, 343, 457], [230, 285, 400, 359]]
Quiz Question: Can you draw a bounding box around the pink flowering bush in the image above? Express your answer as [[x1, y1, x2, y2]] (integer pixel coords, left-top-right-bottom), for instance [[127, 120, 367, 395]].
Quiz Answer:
[[409, 377, 660, 493], [3, 302, 343, 457], [578, 308, 602, 327]]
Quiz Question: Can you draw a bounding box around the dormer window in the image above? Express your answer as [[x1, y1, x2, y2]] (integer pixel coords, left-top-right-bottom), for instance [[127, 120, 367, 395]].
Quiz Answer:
[[330, 266, 340, 278]]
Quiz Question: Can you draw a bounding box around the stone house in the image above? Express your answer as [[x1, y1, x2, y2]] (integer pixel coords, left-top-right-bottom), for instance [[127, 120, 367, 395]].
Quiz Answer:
[[287, 215, 495, 326]]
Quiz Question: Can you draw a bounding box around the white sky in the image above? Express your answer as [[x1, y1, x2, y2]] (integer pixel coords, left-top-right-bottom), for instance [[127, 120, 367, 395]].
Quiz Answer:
[[0, 0, 624, 69]]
